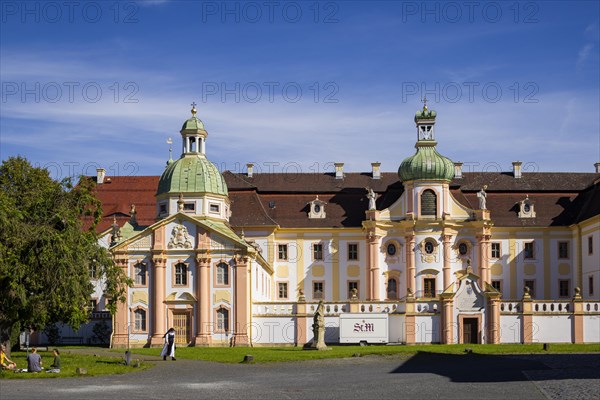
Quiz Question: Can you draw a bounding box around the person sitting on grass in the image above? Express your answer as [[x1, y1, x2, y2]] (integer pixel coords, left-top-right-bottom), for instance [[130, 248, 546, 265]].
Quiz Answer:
[[46, 349, 60, 373], [27, 347, 43, 372], [1, 345, 17, 371]]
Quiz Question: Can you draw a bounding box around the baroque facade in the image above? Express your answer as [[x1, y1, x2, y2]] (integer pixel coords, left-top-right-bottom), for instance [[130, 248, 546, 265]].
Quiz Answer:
[[86, 104, 599, 347]]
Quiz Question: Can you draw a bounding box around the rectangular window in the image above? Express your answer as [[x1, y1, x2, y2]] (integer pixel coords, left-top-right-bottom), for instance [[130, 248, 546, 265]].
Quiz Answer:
[[216, 263, 229, 285], [216, 308, 229, 332], [313, 281, 324, 300], [134, 309, 146, 331], [183, 202, 195, 212], [491, 280, 502, 292], [175, 263, 187, 286], [559, 280, 570, 298], [491, 242, 501, 259], [313, 243, 323, 261], [589, 236, 594, 255], [348, 243, 358, 260], [159, 203, 167, 215], [209, 204, 220, 213], [590, 276, 594, 296], [277, 244, 288, 261], [524, 242, 535, 259], [558, 242, 569, 259], [348, 281, 359, 299], [278, 282, 288, 299], [424, 278, 436, 298], [524, 280, 535, 298], [89, 264, 98, 279]]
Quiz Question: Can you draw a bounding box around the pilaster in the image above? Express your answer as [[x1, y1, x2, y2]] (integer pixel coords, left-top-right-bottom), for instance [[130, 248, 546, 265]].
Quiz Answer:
[[111, 254, 129, 348], [367, 231, 381, 301], [232, 255, 250, 346], [195, 256, 212, 346], [405, 234, 416, 295], [521, 288, 533, 344], [150, 255, 167, 346], [405, 291, 416, 344], [572, 287, 584, 344]]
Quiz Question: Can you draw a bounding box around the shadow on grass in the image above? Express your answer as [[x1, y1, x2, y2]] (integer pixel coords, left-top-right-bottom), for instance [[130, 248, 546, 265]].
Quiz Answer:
[[95, 360, 124, 365], [391, 352, 600, 383]]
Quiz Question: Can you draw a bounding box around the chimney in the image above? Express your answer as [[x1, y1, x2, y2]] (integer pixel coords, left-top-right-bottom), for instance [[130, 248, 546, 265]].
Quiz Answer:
[[334, 162, 344, 179], [595, 162, 600, 173], [454, 162, 463, 179], [96, 168, 106, 184], [371, 162, 381, 179], [512, 161, 522, 179], [247, 163, 254, 178]]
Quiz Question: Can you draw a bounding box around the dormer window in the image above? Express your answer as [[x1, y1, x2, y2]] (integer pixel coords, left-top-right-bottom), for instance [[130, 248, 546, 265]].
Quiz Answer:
[[183, 202, 195, 212], [209, 203, 220, 213], [159, 203, 167, 215], [518, 195, 536, 218], [308, 196, 326, 219]]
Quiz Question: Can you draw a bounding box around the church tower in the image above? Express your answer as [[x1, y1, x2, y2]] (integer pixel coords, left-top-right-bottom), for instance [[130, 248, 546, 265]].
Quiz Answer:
[[156, 104, 230, 221]]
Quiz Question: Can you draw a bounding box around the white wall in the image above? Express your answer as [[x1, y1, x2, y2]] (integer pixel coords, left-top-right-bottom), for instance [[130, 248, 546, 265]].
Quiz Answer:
[[389, 314, 405, 343], [414, 315, 440, 343], [532, 315, 572, 343], [583, 315, 600, 343], [250, 317, 296, 344], [499, 315, 522, 343]]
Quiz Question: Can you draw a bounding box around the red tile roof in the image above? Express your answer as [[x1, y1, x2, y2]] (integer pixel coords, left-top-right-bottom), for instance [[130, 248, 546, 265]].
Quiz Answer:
[[88, 172, 600, 232]]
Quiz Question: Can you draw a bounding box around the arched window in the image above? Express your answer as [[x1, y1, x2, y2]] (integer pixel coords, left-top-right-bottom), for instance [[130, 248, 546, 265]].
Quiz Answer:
[[216, 307, 229, 332], [134, 309, 146, 331], [175, 263, 187, 285], [134, 262, 147, 285], [421, 189, 437, 216], [217, 263, 229, 285], [387, 278, 398, 299]]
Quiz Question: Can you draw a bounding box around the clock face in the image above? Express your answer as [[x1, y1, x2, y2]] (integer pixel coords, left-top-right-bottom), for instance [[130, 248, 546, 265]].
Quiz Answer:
[[314, 204, 321, 213]]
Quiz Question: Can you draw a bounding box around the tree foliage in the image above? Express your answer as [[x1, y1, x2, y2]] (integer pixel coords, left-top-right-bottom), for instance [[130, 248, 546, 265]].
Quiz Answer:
[[0, 156, 131, 348]]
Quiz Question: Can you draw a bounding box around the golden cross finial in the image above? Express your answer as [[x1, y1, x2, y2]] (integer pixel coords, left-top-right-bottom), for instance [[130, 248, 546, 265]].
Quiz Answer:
[[191, 102, 197, 116], [422, 96, 428, 111]]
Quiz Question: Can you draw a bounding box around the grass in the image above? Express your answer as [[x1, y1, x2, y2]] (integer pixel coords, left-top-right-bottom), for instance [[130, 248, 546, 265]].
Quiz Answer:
[[0, 348, 152, 379], [126, 343, 600, 364]]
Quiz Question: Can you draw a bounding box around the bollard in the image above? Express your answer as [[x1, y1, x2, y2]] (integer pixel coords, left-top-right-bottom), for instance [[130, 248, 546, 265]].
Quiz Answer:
[[125, 351, 132, 366], [242, 355, 254, 363]]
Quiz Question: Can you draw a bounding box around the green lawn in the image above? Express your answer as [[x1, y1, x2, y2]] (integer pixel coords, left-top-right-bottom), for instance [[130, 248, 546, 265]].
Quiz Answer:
[[1, 349, 151, 379], [127, 343, 600, 364]]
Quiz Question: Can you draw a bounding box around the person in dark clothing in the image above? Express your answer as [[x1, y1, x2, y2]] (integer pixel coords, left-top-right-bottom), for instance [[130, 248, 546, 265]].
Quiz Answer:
[[160, 328, 176, 361]]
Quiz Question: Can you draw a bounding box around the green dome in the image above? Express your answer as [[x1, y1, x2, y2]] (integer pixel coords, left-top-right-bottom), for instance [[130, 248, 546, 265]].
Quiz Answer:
[[157, 154, 228, 196], [181, 116, 205, 132], [399, 142, 454, 181]]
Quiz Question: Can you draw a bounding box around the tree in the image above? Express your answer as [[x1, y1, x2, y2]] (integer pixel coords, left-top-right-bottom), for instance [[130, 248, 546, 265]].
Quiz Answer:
[[0, 156, 131, 352]]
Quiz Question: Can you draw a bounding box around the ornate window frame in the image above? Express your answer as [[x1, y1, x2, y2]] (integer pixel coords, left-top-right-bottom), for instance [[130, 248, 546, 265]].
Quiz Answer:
[[419, 237, 439, 263], [214, 305, 231, 334], [132, 260, 148, 288], [172, 260, 190, 287], [454, 239, 473, 260], [214, 259, 231, 288], [131, 306, 148, 333]]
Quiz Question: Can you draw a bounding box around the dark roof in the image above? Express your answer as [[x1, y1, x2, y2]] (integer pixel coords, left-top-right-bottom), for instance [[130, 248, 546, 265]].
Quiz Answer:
[[88, 172, 600, 232]]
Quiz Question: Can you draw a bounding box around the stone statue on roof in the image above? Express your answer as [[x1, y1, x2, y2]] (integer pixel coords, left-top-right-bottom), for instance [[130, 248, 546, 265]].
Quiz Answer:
[[477, 185, 488, 210], [366, 188, 376, 211]]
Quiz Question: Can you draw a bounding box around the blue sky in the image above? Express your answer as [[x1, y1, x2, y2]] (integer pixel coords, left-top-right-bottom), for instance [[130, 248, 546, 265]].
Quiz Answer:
[[1, 0, 599, 180]]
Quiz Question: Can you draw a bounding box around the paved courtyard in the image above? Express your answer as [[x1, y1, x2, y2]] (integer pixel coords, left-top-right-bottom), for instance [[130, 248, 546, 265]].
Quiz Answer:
[[1, 352, 598, 399]]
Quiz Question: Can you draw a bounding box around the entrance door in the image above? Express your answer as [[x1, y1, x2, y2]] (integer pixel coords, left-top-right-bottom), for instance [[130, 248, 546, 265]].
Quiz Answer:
[[173, 312, 191, 345], [462, 318, 478, 344]]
